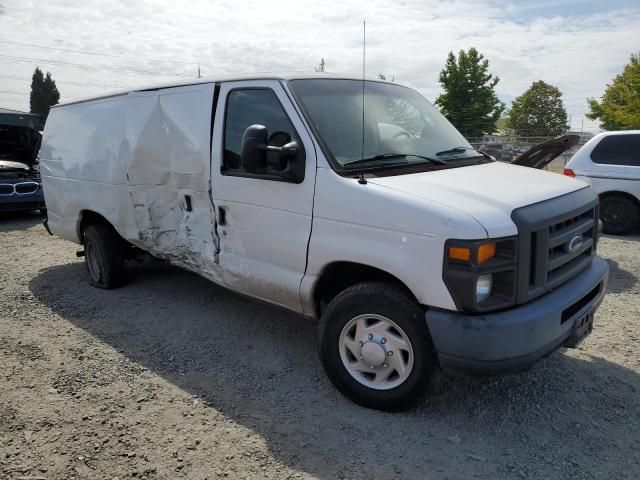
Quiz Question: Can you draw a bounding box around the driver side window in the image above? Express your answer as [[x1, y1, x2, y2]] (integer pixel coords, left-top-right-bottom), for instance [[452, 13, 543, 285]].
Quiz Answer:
[[223, 88, 301, 174]]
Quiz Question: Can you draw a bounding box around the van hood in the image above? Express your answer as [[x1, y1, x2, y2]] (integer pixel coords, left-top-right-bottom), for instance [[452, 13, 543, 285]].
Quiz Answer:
[[367, 161, 587, 237]]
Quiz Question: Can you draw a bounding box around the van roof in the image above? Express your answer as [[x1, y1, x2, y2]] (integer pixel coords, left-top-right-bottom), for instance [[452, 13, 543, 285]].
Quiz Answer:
[[54, 72, 385, 108]]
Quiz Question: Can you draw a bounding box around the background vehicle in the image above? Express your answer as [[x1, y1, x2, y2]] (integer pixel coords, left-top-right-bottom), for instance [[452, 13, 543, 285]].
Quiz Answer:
[[0, 108, 45, 214], [565, 131, 640, 235], [480, 134, 580, 168], [40, 74, 609, 410]]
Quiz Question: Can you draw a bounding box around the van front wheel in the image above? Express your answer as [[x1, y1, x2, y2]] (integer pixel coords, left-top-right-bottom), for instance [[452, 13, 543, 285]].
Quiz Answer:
[[84, 223, 126, 289], [318, 282, 437, 411]]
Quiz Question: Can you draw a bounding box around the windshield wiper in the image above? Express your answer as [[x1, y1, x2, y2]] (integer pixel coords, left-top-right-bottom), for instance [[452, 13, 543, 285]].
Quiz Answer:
[[436, 146, 494, 160], [343, 153, 447, 167]]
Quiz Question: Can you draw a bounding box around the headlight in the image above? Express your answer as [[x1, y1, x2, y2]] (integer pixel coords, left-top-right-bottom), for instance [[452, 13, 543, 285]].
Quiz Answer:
[[443, 237, 517, 313], [476, 274, 493, 302]]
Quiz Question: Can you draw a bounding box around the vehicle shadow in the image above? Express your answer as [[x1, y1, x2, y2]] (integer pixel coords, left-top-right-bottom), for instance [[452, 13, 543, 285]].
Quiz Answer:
[[0, 211, 44, 232], [602, 233, 640, 240], [604, 258, 638, 294], [29, 261, 639, 480]]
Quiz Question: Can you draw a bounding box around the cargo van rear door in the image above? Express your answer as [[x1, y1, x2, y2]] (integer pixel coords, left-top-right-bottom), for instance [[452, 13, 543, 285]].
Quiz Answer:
[[210, 80, 316, 312]]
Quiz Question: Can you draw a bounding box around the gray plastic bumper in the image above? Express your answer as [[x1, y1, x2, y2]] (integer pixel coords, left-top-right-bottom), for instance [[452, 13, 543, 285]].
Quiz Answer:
[[426, 256, 609, 377]]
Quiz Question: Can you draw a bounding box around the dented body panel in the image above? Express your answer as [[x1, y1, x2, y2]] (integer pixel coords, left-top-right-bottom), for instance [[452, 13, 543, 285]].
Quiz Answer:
[[40, 83, 222, 284]]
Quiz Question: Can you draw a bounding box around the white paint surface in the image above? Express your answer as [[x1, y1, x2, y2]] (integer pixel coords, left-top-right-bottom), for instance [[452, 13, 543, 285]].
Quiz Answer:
[[40, 76, 592, 316]]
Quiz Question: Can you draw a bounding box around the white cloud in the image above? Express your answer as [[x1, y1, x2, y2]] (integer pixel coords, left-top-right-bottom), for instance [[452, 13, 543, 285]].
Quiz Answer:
[[1, 0, 638, 131]]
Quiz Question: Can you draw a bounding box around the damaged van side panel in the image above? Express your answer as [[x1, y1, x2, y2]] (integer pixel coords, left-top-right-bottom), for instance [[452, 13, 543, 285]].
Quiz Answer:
[[41, 83, 222, 283]]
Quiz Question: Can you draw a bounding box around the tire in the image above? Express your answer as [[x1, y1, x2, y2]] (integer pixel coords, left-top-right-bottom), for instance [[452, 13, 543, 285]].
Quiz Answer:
[[318, 282, 437, 411], [83, 223, 126, 289], [600, 195, 640, 235]]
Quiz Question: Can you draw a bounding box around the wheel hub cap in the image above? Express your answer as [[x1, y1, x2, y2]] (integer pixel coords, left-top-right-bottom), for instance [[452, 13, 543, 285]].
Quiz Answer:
[[338, 313, 415, 391], [361, 341, 386, 367]]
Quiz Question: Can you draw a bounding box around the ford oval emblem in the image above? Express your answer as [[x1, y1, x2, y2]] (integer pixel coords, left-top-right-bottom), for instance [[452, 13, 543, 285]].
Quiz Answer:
[[567, 235, 584, 253]]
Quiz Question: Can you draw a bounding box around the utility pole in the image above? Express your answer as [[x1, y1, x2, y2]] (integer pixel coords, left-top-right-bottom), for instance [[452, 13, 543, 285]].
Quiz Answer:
[[197, 63, 201, 78]]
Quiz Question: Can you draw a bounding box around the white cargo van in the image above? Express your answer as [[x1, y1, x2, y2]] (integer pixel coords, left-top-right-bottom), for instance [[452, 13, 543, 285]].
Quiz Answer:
[[40, 74, 609, 410]]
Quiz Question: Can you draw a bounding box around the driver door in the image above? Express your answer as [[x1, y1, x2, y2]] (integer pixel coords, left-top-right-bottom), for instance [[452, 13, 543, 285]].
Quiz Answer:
[[210, 80, 316, 312]]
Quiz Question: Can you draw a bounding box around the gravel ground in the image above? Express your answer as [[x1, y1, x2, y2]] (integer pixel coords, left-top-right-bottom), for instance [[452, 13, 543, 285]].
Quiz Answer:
[[1, 211, 639, 480]]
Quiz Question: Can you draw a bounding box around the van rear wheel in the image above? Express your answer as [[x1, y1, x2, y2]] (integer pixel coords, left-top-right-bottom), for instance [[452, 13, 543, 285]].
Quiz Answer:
[[84, 223, 126, 289], [600, 195, 639, 235], [318, 282, 437, 411]]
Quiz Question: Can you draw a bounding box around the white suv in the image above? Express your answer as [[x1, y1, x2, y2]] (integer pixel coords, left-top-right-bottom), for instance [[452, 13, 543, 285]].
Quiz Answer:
[[565, 131, 640, 235]]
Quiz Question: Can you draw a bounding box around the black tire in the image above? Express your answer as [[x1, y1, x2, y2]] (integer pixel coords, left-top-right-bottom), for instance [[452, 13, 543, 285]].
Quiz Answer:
[[318, 282, 437, 411], [600, 195, 640, 235], [83, 223, 126, 289]]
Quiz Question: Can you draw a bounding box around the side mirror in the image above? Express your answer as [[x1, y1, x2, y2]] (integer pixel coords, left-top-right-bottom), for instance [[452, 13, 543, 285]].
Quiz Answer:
[[241, 124, 268, 173], [272, 141, 298, 158], [240, 124, 305, 183]]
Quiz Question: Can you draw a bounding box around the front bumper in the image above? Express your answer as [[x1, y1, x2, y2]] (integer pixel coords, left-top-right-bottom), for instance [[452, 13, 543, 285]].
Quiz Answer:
[[426, 256, 609, 377], [0, 190, 45, 212]]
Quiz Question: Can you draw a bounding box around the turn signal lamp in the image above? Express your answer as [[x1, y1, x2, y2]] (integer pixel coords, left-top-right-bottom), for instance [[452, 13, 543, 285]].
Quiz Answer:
[[477, 242, 497, 264], [448, 242, 496, 264]]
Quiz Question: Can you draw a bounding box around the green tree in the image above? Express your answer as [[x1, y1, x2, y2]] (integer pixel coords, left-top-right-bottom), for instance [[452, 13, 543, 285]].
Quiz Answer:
[[435, 48, 505, 137], [507, 80, 568, 136], [30, 67, 60, 121], [587, 54, 640, 130]]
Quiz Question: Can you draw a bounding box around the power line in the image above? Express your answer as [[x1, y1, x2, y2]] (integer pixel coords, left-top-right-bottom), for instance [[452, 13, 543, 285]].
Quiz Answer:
[[0, 38, 211, 67], [0, 54, 195, 78], [0, 74, 126, 89]]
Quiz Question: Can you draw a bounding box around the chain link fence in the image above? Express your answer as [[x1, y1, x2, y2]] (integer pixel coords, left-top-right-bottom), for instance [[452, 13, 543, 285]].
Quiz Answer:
[[465, 132, 597, 171]]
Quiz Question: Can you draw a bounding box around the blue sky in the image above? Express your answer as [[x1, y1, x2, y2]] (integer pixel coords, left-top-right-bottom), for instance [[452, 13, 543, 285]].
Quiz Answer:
[[495, 0, 638, 20], [0, 0, 638, 132]]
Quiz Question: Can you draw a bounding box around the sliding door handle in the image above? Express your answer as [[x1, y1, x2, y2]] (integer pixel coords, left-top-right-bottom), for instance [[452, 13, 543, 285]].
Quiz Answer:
[[217, 206, 227, 226]]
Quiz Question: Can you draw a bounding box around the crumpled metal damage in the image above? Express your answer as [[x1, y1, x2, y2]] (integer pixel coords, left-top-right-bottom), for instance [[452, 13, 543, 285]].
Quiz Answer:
[[123, 87, 221, 281], [40, 83, 223, 283]]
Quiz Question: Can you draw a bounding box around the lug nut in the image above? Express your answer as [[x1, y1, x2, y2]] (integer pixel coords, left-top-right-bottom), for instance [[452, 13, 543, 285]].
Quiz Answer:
[[387, 351, 393, 356], [368, 334, 373, 340], [383, 363, 388, 368], [380, 338, 387, 344], [359, 341, 364, 346]]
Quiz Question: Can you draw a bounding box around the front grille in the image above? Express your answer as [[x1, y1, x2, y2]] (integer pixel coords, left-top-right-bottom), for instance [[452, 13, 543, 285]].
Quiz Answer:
[[0, 182, 41, 195], [546, 208, 596, 285], [15, 182, 39, 194], [512, 188, 599, 304]]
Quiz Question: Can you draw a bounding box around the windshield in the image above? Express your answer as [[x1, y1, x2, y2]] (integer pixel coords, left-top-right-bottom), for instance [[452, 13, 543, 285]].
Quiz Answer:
[[288, 79, 479, 169]]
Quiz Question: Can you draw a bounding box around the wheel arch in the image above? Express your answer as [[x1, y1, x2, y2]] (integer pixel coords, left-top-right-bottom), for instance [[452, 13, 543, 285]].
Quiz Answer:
[[77, 210, 114, 243], [311, 261, 420, 318], [599, 190, 640, 207]]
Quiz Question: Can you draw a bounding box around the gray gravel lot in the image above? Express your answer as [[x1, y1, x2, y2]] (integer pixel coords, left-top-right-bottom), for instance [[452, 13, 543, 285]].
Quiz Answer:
[[1, 212, 639, 480]]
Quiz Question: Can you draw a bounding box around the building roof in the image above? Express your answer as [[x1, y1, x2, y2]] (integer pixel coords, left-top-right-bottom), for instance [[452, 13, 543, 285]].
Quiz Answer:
[[0, 107, 43, 130], [0, 107, 40, 116]]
